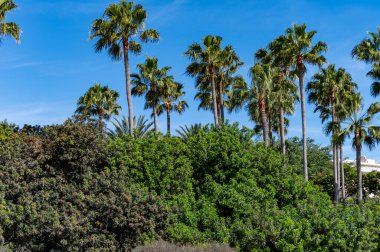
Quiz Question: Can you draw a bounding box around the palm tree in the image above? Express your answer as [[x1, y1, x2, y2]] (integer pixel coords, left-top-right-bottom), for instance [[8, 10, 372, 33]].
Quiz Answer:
[[307, 65, 357, 202], [271, 77, 298, 153], [0, 0, 21, 44], [284, 24, 327, 181], [338, 96, 380, 202], [75, 84, 121, 122], [247, 63, 277, 146], [157, 77, 188, 136], [185, 35, 223, 127], [352, 28, 380, 98], [108, 115, 153, 139], [217, 45, 243, 123], [131, 57, 171, 132], [255, 36, 298, 158], [225, 75, 249, 113], [176, 123, 207, 141], [89, 0, 159, 134], [270, 36, 297, 157]]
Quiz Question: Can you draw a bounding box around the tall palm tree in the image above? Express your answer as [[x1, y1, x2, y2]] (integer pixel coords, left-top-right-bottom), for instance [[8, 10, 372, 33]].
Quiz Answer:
[[89, 0, 159, 134], [185, 35, 223, 127], [256, 36, 298, 158], [75, 84, 121, 121], [271, 77, 298, 152], [108, 115, 153, 139], [157, 77, 188, 136], [131, 57, 171, 132], [307, 65, 357, 202], [338, 96, 380, 202], [284, 24, 327, 181], [217, 45, 243, 123], [270, 36, 297, 157], [247, 63, 277, 146], [352, 28, 380, 98], [0, 0, 20, 44]]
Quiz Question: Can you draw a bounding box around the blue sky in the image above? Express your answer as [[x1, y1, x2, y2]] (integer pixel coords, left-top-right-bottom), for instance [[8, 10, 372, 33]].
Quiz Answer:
[[0, 0, 379, 160]]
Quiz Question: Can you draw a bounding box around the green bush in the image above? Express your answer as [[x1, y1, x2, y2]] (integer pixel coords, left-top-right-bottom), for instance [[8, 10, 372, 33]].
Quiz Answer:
[[0, 120, 167, 251], [0, 121, 378, 251]]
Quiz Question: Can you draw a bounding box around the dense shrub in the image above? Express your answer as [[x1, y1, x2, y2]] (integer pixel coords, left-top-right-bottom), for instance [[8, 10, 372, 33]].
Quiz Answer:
[[0, 121, 379, 251], [108, 135, 193, 199], [0, 120, 167, 251]]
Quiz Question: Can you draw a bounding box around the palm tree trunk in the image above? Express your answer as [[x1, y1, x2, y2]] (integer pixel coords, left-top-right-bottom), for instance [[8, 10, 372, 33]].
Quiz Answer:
[[268, 113, 273, 146], [98, 110, 103, 122], [153, 101, 158, 133], [331, 104, 339, 203], [333, 143, 339, 203], [217, 98, 221, 121], [336, 143, 341, 200], [166, 108, 171, 136], [123, 39, 134, 135], [150, 85, 158, 133], [259, 98, 269, 147], [298, 64, 308, 181], [98, 111, 104, 135], [280, 108, 286, 159], [355, 136, 363, 202], [218, 79, 225, 124], [210, 67, 219, 127], [340, 144, 346, 202], [279, 71, 287, 160]]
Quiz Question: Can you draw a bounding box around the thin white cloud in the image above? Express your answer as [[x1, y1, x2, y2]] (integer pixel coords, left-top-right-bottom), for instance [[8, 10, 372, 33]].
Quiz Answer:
[[0, 102, 72, 126], [3, 61, 43, 69]]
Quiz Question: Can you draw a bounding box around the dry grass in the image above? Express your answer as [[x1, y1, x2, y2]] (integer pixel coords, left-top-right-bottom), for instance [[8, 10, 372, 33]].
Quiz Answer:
[[133, 240, 235, 252]]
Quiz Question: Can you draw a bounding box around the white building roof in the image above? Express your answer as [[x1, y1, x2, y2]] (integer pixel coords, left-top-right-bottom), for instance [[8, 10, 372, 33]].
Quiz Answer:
[[344, 156, 380, 173]]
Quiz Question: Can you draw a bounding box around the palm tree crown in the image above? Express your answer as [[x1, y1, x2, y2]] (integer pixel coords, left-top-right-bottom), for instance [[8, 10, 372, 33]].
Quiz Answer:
[[157, 77, 188, 135], [75, 84, 121, 121], [89, 0, 159, 60], [176, 123, 207, 141], [352, 28, 380, 97], [0, 0, 21, 44], [108, 115, 153, 139], [131, 57, 171, 132]]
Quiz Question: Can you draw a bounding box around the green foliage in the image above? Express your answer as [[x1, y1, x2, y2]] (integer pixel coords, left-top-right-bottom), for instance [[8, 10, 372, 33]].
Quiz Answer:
[[108, 115, 154, 139], [0, 121, 18, 141], [0, 0, 21, 44], [75, 84, 121, 121], [0, 121, 379, 251], [108, 134, 193, 199], [364, 171, 380, 197], [0, 120, 167, 251]]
